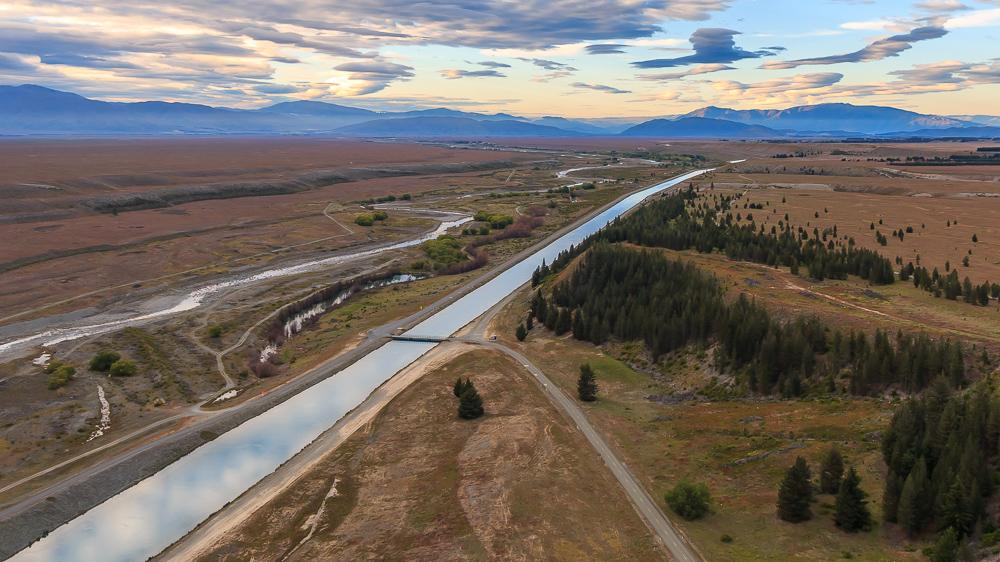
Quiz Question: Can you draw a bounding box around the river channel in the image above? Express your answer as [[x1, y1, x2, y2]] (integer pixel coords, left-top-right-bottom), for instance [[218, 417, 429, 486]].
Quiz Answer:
[[9, 169, 708, 561]]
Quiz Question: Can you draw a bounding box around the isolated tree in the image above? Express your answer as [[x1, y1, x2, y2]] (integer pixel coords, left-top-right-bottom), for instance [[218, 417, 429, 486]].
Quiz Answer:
[[972, 234, 978, 243], [89, 350, 121, 372], [109, 358, 138, 377], [577, 363, 598, 402], [453, 377, 472, 397], [458, 384, 484, 419], [777, 456, 813, 522], [834, 466, 871, 532], [515, 323, 527, 342], [665, 481, 712, 521], [962, 256, 970, 268], [820, 445, 845, 494]]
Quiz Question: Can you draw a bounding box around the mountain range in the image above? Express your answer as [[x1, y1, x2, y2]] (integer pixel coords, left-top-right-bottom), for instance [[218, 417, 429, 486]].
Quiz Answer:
[[1, 84, 998, 139]]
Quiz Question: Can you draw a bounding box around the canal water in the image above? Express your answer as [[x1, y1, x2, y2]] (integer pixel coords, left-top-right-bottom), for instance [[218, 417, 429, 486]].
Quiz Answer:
[[9, 169, 708, 562]]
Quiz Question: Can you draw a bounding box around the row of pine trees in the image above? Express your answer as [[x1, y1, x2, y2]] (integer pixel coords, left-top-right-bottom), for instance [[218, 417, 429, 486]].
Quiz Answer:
[[531, 242, 965, 396]]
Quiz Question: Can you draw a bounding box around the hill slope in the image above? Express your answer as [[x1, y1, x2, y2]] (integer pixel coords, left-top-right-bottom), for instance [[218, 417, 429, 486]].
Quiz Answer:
[[620, 117, 784, 138]]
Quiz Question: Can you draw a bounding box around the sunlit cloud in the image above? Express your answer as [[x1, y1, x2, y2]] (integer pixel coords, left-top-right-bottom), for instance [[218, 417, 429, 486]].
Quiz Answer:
[[914, 1, 969, 13], [585, 43, 631, 54], [638, 63, 734, 80], [761, 26, 947, 69], [439, 68, 506, 79], [632, 28, 780, 68], [571, 82, 631, 94]]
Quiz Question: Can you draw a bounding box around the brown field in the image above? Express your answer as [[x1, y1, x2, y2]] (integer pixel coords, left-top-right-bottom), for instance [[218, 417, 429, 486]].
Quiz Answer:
[[190, 349, 661, 561], [702, 179, 1000, 286], [0, 138, 546, 320], [0, 138, 513, 188]]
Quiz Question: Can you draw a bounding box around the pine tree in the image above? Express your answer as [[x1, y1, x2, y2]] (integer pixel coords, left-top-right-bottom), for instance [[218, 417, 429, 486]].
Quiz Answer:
[[458, 384, 485, 419], [525, 314, 533, 330], [555, 307, 572, 335], [941, 476, 974, 538], [882, 471, 902, 523], [897, 459, 928, 536], [578, 363, 598, 402], [820, 445, 845, 494], [933, 527, 958, 562], [777, 456, 813, 522], [834, 466, 871, 532], [453, 376, 470, 397], [515, 323, 527, 341]]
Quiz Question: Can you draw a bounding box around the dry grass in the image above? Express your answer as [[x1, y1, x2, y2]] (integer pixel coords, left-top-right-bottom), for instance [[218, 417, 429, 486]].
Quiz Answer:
[[495, 290, 919, 561], [195, 349, 662, 561]]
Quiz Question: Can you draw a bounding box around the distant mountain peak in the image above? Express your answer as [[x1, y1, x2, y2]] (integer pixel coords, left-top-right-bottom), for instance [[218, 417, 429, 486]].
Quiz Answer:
[[0, 84, 995, 138], [679, 102, 966, 134]]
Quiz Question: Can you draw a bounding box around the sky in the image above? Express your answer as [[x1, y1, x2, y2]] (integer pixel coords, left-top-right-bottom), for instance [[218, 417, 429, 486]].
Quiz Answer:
[[1, 0, 999, 118]]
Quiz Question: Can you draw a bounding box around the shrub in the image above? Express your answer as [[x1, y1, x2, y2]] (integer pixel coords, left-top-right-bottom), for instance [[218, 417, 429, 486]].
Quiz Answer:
[[47, 365, 75, 390], [44, 360, 65, 374], [423, 235, 467, 266], [665, 481, 712, 520], [206, 325, 223, 338], [109, 358, 138, 377], [720, 534, 733, 543], [354, 214, 374, 226], [254, 361, 280, 378], [372, 210, 388, 221], [89, 350, 121, 372], [401, 193, 411, 200]]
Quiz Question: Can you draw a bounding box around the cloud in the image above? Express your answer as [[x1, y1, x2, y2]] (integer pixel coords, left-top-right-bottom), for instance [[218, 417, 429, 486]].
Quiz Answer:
[[631, 28, 778, 69], [638, 63, 734, 80], [585, 43, 630, 54], [470, 60, 511, 68], [915, 1, 969, 12], [253, 84, 301, 94], [531, 71, 575, 82], [38, 54, 141, 70], [520, 58, 577, 71], [761, 26, 948, 69], [946, 7, 1000, 28], [439, 68, 507, 79], [266, 0, 733, 50], [571, 82, 631, 94], [708, 72, 845, 104], [702, 59, 1000, 106], [0, 0, 736, 107], [889, 59, 1000, 86], [329, 60, 415, 95], [0, 53, 33, 71]]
